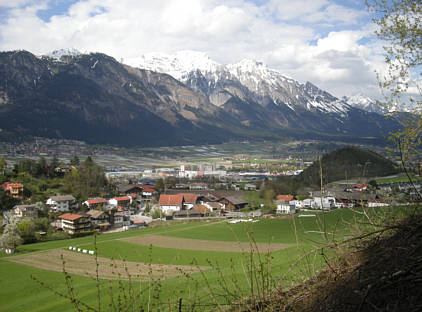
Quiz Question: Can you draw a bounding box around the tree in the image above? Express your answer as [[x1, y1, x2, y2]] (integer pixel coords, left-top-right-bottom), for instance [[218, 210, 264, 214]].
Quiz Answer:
[[64, 157, 107, 200], [0, 189, 19, 212], [367, 0, 421, 181], [0, 156, 6, 176], [155, 179, 165, 193], [70, 155, 80, 166], [0, 217, 22, 249], [17, 218, 37, 244]]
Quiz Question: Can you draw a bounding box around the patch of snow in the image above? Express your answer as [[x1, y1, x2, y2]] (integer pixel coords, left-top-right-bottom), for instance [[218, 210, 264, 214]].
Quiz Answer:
[[45, 48, 81, 60], [91, 59, 99, 69]]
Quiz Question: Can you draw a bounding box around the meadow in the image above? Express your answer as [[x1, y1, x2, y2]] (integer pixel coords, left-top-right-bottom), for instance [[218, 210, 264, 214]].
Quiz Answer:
[[0, 208, 370, 311]]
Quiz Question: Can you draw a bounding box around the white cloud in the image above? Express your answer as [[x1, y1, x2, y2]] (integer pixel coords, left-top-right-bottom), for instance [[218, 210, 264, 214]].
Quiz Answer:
[[0, 0, 41, 8], [0, 0, 388, 99]]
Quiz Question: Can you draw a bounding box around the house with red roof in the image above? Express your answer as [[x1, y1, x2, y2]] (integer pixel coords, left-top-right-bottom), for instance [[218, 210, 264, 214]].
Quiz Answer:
[[138, 185, 156, 198], [83, 198, 109, 210], [276, 195, 294, 202], [158, 194, 184, 214], [191, 205, 211, 216], [58, 213, 91, 234], [179, 193, 200, 209], [108, 196, 132, 209], [1, 182, 23, 198]]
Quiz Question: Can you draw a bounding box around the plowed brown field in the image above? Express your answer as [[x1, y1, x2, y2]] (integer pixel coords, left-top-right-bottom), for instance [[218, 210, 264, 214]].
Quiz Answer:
[[120, 235, 293, 252], [7, 249, 205, 280]]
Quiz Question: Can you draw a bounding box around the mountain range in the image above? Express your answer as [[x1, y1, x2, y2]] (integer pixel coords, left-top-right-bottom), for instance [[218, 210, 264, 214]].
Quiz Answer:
[[0, 49, 402, 146]]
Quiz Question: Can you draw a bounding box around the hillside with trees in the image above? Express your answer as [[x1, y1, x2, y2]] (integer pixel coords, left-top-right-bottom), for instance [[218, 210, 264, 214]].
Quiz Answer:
[[297, 146, 399, 187]]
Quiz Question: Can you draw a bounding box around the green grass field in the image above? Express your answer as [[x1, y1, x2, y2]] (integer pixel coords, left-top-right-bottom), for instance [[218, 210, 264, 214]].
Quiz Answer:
[[0, 208, 376, 311]]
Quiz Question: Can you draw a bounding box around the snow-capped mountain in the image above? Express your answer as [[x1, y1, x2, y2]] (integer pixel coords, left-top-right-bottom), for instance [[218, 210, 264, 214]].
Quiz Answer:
[[343, 94, 387, 114], [131, 51, 400, 138], [134, 51, 351, 116], [0, 49, 401, 147], [45, 48, 81, 60]]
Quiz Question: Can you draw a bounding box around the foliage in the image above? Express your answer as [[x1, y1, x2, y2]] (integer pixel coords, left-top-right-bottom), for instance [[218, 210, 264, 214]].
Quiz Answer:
[[297, 146, 398, 186], [367, 0, 421, 187], [0, 189, 19, 212], [63, 157, 107, 200], [69, 155, 80, 166], [0, 216, 22, 249], [0, 156, 6, 175], [155, 178, 165, 193], [17, 218, 37, 244], [151, 208, 163, 219], [367, 0, 421, 103]]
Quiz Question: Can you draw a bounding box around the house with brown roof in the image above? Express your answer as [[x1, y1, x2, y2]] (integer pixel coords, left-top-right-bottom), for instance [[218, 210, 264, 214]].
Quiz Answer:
[[58, 213, 91, 234], [218, 196, 248, 210], [203, 201, 222, 211], [46, 195, 77, 212], [86, 209, 110, 231], [159, 194, 184, 214], [116, 184, 143, 195], [13, 204, 39, 218]]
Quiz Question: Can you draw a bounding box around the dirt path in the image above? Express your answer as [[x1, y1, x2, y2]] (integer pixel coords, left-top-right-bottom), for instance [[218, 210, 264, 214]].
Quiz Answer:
[[6, 249, 206, 280], [121, 235, 293, 253]]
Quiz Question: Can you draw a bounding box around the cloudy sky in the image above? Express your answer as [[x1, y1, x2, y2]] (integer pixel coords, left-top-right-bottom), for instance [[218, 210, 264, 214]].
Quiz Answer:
[[0, 0, 390, 99]]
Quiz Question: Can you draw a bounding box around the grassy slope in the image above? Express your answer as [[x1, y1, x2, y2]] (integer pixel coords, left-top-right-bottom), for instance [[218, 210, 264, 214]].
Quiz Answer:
[[0, 209, 359, 311]]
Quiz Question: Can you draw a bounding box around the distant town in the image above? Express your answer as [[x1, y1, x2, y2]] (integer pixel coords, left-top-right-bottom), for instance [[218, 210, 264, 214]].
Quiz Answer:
[[0, 140, 417, 254]]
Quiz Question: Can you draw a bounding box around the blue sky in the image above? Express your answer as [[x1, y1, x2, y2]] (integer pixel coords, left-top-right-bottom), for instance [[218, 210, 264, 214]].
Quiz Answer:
[[0, 0, 391, 98]]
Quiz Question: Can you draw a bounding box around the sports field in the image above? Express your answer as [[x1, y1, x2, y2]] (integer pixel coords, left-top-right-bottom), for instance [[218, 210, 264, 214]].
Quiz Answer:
[[0, 209, 363, 311]]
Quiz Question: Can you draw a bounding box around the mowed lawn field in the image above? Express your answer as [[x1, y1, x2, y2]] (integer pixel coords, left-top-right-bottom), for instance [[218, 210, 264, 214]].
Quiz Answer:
[[0, 209, 362, 312]]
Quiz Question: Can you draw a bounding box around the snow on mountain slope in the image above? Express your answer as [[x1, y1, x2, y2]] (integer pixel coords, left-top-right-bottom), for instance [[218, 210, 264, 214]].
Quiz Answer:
[[133, 50, 351, 115], [45, 48, 81, 60], [343, 94, 387, 114], [128, 51, 224, 81]]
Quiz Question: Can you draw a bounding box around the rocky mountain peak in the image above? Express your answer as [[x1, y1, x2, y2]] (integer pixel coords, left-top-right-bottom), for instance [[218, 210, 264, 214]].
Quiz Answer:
[[45, 48, 81, 60]]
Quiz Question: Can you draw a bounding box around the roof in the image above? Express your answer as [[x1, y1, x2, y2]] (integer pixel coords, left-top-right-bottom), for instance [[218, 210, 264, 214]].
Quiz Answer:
[[159, 194, 184, 206], [86, 198, 108, 205], [221, 196, 248, 206], [180, 193, 199, 204], [191, 205, 211, 214], [205, 202, 221, 209], [113, 196, 131, 202], [116, 184, 141, 193], [58, 213, 85, 221], [86, 209, 107, 218], [276, 195, 294, 202], [2, 182, 23, 188], [50, 195, 76, 202], [14, 204, 37, 210]]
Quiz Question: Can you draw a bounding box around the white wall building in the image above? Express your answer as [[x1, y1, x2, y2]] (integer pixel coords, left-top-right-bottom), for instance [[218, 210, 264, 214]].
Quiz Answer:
[[46, 195, 77, 212]]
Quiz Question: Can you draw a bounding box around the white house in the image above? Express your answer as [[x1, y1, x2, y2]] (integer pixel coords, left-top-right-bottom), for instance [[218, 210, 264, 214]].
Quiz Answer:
[[108, 196, 132, 209], [275, 200, 296, 214], [46, 195, 77, 212], [158, 194, 184, 214], [312, 196, 336, 210]]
